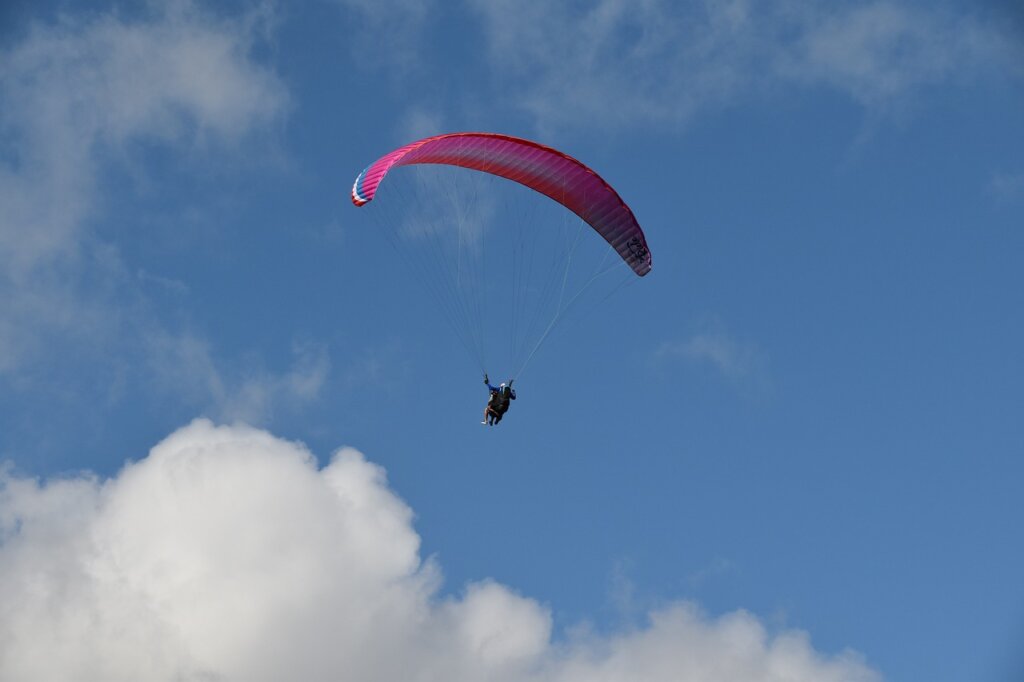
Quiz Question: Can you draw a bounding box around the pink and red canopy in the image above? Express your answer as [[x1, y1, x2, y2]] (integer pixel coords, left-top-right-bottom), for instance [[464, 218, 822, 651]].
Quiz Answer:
[[351, 132, 651, 276]]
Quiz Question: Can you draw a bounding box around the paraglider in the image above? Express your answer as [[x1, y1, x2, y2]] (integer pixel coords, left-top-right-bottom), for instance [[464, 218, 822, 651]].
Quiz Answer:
[[482, 374, 515, 426], [351, 132, 651, 424]]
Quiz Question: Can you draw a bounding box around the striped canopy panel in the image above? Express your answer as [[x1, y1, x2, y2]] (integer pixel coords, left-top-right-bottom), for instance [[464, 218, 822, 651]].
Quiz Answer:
[[351, 132, 651, 276]]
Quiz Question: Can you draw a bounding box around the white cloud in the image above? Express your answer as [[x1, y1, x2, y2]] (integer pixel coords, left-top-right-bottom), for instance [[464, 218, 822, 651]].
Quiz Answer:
[[335, 0, 433, 77], [137, 268, 191, 296], [467, 0, 761, 132], [464, 0, 1018, 132], [0, 3, 319, 434], [554, 605, 874, 682], [687, 556, 738, 589], [0, 1, 287, 276], [776, 2, 1007, 110], [0, 420, 880, 682], [398, 106, 448, 142], [0, 2, 288, 375], [145, 332, 331, 423], [989, 171, 1024, 204], [658, 331, 766, 383]]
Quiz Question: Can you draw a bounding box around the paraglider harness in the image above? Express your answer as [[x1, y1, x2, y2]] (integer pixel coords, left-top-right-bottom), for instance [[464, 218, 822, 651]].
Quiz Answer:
[[484, 375, 516, 424]]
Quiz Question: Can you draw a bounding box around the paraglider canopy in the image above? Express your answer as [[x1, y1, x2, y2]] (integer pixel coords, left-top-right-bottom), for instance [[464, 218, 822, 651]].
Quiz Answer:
[[352, 132, 651, 276]]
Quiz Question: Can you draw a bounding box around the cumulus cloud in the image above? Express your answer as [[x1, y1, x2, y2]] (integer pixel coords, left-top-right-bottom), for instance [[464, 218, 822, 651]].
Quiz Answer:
[[0, 2, 287, 375], [464, 0, 1018, 132], [0, 420, 879, 682]]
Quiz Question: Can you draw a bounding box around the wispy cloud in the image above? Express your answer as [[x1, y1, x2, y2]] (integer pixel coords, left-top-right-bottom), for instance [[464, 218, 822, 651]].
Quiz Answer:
[[397, 107, 448, 142], [658, 330, 767, 384], [146, 333, 330, 424], [467, 0, 763, 133], [462, 0, 1019, 133], [988, 171, 1024, 204], [0, 2, 286, 274], [137, 269, 190, 296], [0, 420, 880, 682], [0, 4, 290, 407], [776, 2, 1011, 111], [335, 0, 433, 78], [688, 556, 738, 588]]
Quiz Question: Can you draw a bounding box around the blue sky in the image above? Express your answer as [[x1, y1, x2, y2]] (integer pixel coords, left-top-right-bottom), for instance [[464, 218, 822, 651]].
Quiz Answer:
[[1, 1, 1023, 680]]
